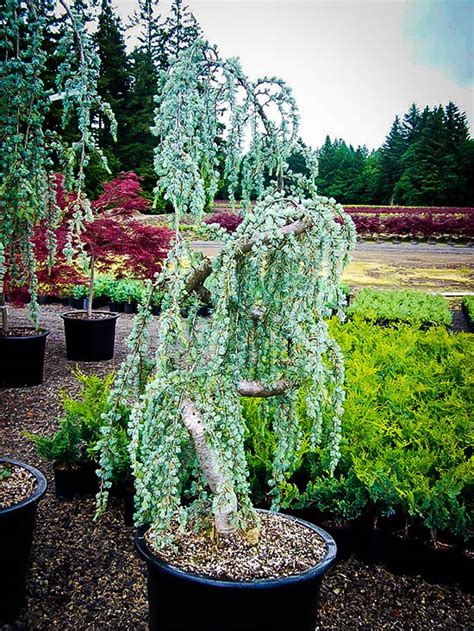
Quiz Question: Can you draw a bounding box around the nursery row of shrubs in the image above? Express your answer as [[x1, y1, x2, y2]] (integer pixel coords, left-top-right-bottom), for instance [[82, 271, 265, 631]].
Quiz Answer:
[[28, 282, 471, 331], [348, 211, 474, 240], [29, 319, 473, 546], [345, 205, 474, 216], [246, 318, 473, 544], [208, 205, 474, 240], [463, 296, 474, 328], [347, 288, 454, 328]]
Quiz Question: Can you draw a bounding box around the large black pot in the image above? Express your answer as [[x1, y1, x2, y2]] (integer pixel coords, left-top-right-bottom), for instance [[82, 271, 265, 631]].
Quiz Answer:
[[61, 311, 119, 361], [0, 458, 47, 622], [136, 513, 337, 631], [0, 328, 49, 388]]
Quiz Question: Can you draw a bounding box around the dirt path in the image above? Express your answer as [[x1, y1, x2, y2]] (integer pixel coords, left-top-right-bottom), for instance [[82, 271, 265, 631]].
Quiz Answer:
[[191, 240, 474, 293]]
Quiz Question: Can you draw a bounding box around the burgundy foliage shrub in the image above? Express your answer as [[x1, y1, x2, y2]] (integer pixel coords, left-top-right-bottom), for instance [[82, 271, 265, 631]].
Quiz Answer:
[[6, 173, 172, 303], [344, 206, 474, 238], [93, 171, 150, 216], [205, 211, 243, 233]]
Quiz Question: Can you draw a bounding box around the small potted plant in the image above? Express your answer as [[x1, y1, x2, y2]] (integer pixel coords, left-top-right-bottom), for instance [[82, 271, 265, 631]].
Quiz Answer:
[[61, 214, 129, 361], [28, 370, 130, 500], [0, 292, 50, 388], [97, 40, 356, 631], [60, 197, 173, 359]]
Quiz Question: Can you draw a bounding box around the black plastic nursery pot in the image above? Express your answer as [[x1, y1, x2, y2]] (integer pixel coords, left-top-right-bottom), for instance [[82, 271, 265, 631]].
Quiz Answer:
[[355, 526, 393, 565], [0, 458, 47, 622], [124, 301, 137, 314], [319, 519, 358, 561], [0, 328, 49, 388], [460, 549, 474, 594], [68, 297, 86, 309], [108, 301, 125, 313], [61, 311, 119, 361], [383, 532, 429, 576], [122, 485, 135, 526], [53, 463, 100, 500], [136, 514, 337, 631], [422, 541, 463, 587]]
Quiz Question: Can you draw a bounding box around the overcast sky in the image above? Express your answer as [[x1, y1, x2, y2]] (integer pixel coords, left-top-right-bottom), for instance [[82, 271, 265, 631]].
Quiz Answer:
[[115, 0, 473, 150]]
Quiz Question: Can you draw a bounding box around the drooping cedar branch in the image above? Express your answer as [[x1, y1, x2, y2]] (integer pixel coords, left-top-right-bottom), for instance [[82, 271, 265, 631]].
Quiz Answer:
[[184, 215, 312, 297], [58, 0, 85, 66]]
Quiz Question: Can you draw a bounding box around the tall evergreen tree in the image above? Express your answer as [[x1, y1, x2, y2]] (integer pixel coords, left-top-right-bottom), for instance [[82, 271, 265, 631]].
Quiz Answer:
[[378, 115, 405, 204], [395, 106, 447, 205], [94, 0, 131, 172], [157, 0, 201, 66], [402, 103, 421, 145], [441, 102, 471, 205], [317, 137, 376, 204], [395, 103, 472, 205]]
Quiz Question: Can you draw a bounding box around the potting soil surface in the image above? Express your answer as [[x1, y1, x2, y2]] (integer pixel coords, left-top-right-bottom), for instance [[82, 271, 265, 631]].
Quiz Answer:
[[0, 463, 37, 509], [0, 306, 472, 630]]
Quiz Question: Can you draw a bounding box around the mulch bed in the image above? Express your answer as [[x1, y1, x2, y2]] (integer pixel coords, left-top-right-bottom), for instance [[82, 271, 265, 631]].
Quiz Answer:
[[0, 305, 472, 630]]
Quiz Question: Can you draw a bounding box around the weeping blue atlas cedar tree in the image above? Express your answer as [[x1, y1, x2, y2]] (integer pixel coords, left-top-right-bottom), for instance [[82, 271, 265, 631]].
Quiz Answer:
[[96, 38, 357, 547]]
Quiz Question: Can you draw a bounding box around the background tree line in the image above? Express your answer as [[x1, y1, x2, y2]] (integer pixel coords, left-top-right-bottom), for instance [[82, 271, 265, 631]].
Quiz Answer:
[[315, 103, 473, 206], [45, 0, 473, 208]]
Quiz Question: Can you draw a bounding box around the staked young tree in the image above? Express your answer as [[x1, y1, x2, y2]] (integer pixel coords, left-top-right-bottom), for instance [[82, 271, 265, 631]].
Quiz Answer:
[[0, 0, 115, 331]]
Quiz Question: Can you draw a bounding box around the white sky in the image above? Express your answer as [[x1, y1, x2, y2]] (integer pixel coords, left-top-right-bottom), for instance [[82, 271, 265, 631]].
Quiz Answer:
[[115, 0, 474, 150]]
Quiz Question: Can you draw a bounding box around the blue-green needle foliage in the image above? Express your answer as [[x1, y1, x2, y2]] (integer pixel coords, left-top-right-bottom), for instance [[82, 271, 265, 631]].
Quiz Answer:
[[0, 1, 115, 326], [97, 40, 356, 548]]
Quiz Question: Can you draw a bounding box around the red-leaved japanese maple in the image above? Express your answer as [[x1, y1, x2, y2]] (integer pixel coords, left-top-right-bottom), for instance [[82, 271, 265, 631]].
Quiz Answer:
[[92, 171, 151, 216], [31, 173, 172, 317]]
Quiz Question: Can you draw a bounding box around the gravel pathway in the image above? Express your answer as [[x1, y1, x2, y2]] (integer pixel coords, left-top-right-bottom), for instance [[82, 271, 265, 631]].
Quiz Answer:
[[1, 306, 472, 630]]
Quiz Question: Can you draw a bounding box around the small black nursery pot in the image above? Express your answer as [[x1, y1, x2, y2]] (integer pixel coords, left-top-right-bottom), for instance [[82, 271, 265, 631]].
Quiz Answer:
[[53, 463, 100, 500], [61, 311, 119, 361]]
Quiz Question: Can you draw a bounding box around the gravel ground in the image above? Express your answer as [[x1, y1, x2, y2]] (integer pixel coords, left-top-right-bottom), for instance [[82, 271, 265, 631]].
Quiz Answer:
[[1, 305, 472, 630]]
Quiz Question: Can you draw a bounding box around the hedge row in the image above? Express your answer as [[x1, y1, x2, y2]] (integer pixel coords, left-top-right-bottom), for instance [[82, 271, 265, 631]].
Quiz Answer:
[[347, 288, 453, 328], [209, 205, 474, 239]]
